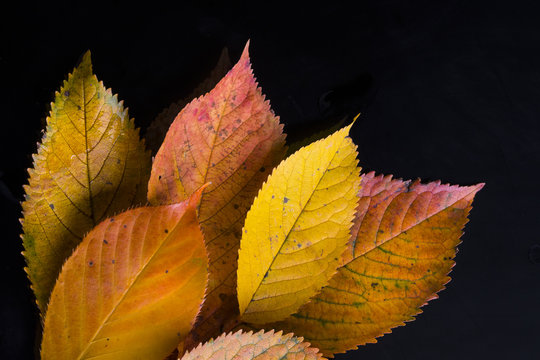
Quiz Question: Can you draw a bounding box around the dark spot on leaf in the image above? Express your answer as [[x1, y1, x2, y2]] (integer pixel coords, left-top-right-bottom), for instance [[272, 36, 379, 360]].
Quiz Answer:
[[427, 269, 431, 272], [123, 224, 127, 229], [89, 261, 93, 267], [117, 159, 121, 164], [64, 90, 70, 97], [112, 259, 115, 264], [283, 197, 289, 203], [158, 175, 162, 180], [177, 332, 181, 337], [219, 293, 227, 301], [164, 229, 168, 233], [259, 167, 265, 172], [416, 245, 419, 248], [272, 195, 275, 199], [233, 204, 239, 209], [49, 204, 54, 210], [297, 243, 302, 248], [77, 105, 81, 110], [110, 218, 114, 222], [106, 338, 109, 341], [165, 269, 169, 273], [371, 282, 378, 289], [103, 239, 108, 244]]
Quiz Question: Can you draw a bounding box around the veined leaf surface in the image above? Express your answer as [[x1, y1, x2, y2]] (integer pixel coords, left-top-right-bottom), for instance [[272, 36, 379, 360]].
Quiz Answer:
[[271, 172, 484, 356], [180, 330, 324, 360], [237, 125, 361, 324], [21, 52, 151, 312], [148, 42, 286, 344], [41, 187, 208, 360]]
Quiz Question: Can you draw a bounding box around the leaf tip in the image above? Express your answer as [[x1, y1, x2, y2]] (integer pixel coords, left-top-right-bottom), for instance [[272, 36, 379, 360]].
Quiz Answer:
[[189, 182, 212, 208], [241, 40, 251, 61]]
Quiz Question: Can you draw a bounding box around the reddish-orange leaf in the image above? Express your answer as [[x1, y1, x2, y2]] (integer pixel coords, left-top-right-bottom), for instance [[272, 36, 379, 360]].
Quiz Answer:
[[268, 172, 483, 356], [180, 330, 324, 360], [148, 41, 286, 346], [41, 187, 208, 360]]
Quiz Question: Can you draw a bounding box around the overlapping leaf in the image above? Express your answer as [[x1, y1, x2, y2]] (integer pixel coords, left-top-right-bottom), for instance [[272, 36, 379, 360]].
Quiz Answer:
[[148, 42, 286, 345], [268, 172, 483, 356], [180, 330, 324, 360], [41, 187, 208, 360], [21, 52, 151, 312], [237, 125, 361, 324]]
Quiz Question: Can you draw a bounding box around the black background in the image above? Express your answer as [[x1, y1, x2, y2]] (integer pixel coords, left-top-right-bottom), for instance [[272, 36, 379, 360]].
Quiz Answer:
[[1, 1, 539, 359]]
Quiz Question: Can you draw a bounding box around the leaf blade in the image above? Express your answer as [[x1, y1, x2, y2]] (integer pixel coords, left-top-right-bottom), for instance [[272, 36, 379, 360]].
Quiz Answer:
[[148, 41, 286, 344], [21, 52, 151, 312], [41, 187, 208, 360], [237, 125, 361, 324], [180, 330, 324, 360], [270, 172, 484, 356]]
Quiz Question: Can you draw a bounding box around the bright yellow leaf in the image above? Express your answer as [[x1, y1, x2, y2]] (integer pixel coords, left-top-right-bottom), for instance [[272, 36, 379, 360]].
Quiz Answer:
[[41, 186, 208, 360], [21, 51, 151, 313], [237, 125, 361, 324]]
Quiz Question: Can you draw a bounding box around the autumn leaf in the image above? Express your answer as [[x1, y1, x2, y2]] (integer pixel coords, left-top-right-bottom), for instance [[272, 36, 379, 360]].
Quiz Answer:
[[148, 41, 286, 345], [145, 47, 232, 154], [41, 186, 208, 360], [180, 330, 324, 360], [237, 124, 361, 324], [267, 172, 484, 356], [21, 51, 151, 312]]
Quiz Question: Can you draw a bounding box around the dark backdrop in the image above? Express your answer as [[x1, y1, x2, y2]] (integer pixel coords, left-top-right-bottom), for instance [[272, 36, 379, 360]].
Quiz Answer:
[[1, 1, 538, 359]]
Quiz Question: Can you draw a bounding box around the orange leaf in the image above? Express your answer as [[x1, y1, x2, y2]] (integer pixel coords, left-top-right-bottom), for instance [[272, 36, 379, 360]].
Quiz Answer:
[[268, 172, 484, 356], [148, 41, 286, 346], [41, 187, 208, 360], [180, 330, 325, 360]]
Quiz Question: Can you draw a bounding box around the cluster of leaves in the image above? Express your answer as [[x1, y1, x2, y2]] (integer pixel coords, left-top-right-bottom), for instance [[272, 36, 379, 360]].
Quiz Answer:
[[21, 42, 483, 359]]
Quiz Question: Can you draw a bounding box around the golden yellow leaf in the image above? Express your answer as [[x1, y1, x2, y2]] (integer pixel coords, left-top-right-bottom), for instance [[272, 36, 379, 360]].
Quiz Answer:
[[21, 51, 151, 312], [180, 330, 324, 360], [269, 172, 484, 356], [148, 41, 286, 346], [237, 125, 361, 324], [41, 186, 208, 360]]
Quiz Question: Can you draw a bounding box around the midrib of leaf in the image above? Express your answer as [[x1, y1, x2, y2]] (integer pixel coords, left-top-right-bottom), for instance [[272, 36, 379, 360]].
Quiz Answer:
[[199, 78, 234, 188], [75, 210, 188, 360], [245, 134, 350, 309], [348, 185, 479, 263], [82, 77, 96, 226]]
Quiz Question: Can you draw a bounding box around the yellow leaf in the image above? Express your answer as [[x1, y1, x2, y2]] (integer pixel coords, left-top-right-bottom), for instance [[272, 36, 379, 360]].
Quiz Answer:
[[41, 186, 208, 360], [180, 330, 324, 360], [21, 52, 151, 313], [237, 125, 361, 324], [269, 172, 484, 356]]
